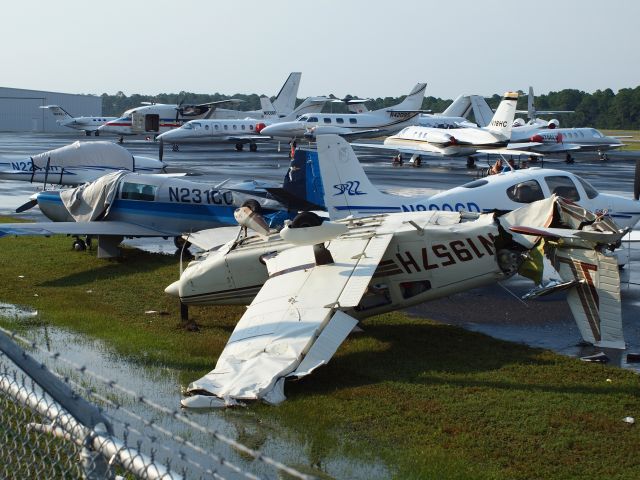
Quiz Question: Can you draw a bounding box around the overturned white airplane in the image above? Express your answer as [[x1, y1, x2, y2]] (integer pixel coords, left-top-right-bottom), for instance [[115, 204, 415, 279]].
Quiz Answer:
[[167, 195, 627, 408]]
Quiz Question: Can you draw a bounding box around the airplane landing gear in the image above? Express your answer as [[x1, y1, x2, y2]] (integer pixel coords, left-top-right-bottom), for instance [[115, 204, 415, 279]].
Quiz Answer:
[[249, 143, 258, 152], [174, 236, 192, 250], [410, 154, 422, 167], [94, 131, 100, 136], [392, 153, 403, 166], [172, 144, 179, 152], [235, 143, 244, 151], [565, 153, 574, 164], [466, 156, 476, 169], [72, 237, 87, 251], [118, 137, 124, 144], [598, 150, 609, 161], [85, 131, 91, 137]]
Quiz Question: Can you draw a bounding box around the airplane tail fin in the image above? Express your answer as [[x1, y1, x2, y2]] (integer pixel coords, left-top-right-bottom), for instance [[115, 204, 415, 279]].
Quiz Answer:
[[259, 96, 277, 119], [527, 86, 536, 120], [441, 95, 472, 117], [272, 72, 302, 114], [378, 83, 427, 114], [483, 91, 519, 138], [469, 95, 494, 127], [279, 96, 327, 122], [40, 105, 73, 123]]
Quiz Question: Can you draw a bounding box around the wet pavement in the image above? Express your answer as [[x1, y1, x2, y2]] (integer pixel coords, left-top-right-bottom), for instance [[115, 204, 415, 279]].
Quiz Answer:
[[1, 131, 639, 478]]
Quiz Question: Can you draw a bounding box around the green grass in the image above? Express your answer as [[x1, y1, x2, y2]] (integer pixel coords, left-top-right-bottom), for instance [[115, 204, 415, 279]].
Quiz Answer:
[[1, 220, 639, 479], [602, 129, 640, 151]]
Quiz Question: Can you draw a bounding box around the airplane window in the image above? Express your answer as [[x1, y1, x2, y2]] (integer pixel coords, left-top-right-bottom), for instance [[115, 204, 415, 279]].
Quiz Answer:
[[324, 118, 332, 124], [575, 175, 599, 199], [355, 283, 392, 311], [189, 122, 201, 130], [250, 125, 254, 130], [205, 124, 209, 130], [506, 180, 545, 203], [224, 125, 228, 130], [579, 131, 585, 137], [544, 176, 580, 201], [298, 115, 309, 122], [182, 123, 193, 129], [233, 125, 237, 130], [215, 125, 219, 130], [336, 118, 344, 124], [591, 129, 604, 138], [241, 125, 245, 130], [400, 280, 432, 299], [120, 182, 157, 201], [349, 118, 358, 124], [461, 179, 488, 188], [308, 117, 318, 123]]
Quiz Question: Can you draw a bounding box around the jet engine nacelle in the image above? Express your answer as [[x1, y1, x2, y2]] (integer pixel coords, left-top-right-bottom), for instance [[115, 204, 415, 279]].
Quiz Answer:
[[547, 119, 559, 129], [424, 132, 456, 145], [512, 118, 526, 127]]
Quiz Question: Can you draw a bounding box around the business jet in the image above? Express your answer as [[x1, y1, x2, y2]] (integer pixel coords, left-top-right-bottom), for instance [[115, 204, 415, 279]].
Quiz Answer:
[[417, 94, 480, 128], [98, 72, 303, 141], [166, 193, 626, 407], [258, 83, 428, 140], [155, 95, 327, 154], [286, 135, 640, 232], [0, 141, 165, 186], [0, 172, 296, 258], [355, 92, 535, 164], [40, 106, 116, 136]]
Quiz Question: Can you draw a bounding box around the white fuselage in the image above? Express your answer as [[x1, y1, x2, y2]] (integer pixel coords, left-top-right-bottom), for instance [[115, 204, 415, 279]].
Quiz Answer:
[[510, 125, 625, 153], [59, 116, 117, 133], [156, 119, 268, 145], [98, 104, 215, 136]]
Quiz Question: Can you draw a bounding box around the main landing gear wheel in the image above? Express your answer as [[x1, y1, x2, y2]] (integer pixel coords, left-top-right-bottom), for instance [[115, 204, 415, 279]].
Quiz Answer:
[[94, 131, 100, 136], [172, 144, 179, 152], [249, 143, 258, 152], [235, 143, 244, 151], [565, 153, 574, 164], [72, 238, 87, 251], [118, 137, 124, 144], [241, 199, 262, 214], [85, 131, 91, 136], [466, 156, 476, 169], [290, 211, 323, 228], [174, 236, 192, 250]]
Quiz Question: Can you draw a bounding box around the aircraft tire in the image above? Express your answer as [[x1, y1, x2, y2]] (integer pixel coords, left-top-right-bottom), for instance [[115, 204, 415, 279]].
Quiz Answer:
[[174, 236, 192, 250], [249, 143, 258, 152], [290, 211, 323, 228], [235, 143, 244, 151], [85, 131, 91, 136], [94, 131, 100, 136], [241, 199, 262, 214], [72, 239, 87, 251]]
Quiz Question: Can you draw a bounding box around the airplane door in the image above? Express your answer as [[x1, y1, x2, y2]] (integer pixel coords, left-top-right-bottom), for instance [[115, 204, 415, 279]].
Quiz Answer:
[[131, 112, 145, 133], [145, 114, 160, 132]]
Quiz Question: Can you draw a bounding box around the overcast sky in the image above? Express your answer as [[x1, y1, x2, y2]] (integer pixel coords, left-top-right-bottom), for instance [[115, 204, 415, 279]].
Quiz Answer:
[[2, 0, 638, 100]]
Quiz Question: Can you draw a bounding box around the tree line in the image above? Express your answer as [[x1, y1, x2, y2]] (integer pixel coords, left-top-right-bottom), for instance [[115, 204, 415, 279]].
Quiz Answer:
[[101, 86, 640, 129]]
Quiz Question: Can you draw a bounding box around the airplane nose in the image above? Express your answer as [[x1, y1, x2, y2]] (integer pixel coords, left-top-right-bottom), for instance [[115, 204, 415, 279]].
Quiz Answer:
[[164, 280, 181, 297]]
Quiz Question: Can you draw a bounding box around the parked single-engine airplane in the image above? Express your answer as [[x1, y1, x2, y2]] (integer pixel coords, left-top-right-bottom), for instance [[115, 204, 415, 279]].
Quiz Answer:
[[166, 194, 626, 408], [98, 72, 303, 141], [354, 91, 536, 164], [0, 172, 296, 258], [40, 105, 116, 136], [258, 83, 428, 141], [0, 141, 165, 186], [280, 135, 640, 231], [155, 95, 327, 154]]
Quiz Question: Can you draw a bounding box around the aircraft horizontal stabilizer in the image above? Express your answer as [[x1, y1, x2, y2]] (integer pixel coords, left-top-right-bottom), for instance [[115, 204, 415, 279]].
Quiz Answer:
[[509, 225, 623, 244]]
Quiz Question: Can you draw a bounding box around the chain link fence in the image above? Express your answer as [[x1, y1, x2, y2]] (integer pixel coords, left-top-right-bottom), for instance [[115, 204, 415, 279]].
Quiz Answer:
[[0, 327, 315, 480]]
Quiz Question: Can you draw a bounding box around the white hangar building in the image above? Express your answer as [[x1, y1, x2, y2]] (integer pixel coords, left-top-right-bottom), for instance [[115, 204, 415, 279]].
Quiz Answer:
[[0, 87, 102, 133]]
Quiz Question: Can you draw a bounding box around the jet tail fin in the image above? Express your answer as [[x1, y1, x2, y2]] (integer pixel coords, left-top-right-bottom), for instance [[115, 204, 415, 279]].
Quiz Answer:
[[272, 72, 302, 114], [259, 96, 277, 119], [469, 95, 494, 127], [483, 91, 519, 139], [442, 95, 472, 117], [41, 105, 73, 123], [378, 83, 427, 115]]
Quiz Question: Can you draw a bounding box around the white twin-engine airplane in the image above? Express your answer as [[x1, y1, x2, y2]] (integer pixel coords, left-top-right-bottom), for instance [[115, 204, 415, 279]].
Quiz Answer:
[[357, 91, 536, 160], [167, 192, 627, 408], [258, 83, 428, 140], [98, 72, 303, 139], [155, 95, 327, 154], [0, 141, 165, 186], [292, 135, 640, 231], [40, 106, 116, 136]]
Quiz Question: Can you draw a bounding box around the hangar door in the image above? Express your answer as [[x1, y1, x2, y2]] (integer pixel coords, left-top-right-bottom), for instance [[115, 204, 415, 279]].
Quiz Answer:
[[0, 97, 44, 132]]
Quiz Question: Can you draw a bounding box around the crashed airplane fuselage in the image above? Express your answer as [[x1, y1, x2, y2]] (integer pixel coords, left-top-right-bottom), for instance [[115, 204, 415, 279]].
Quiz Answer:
[[166, 196, 626, 408]]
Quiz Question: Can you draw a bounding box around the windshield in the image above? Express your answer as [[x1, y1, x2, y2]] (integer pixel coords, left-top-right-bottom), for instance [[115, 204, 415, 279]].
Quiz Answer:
[[545, 175, 580, 201], [182, 122, 194, 130], [575, 175, 599, 199]]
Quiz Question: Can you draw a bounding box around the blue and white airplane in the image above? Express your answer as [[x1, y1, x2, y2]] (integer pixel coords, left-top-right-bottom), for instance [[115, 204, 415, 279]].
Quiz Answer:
[[0, 172, 297, 257], [284, 135, 640, 231]]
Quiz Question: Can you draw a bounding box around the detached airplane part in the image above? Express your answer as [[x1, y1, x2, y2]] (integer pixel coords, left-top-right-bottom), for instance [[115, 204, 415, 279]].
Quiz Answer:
[[170, 195, 627, 408], [0, 141, 165, 186]]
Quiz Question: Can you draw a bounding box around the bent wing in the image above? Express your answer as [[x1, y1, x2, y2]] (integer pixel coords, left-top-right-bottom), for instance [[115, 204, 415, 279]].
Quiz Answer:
[[182, 229, 394, 407], [0, 221, 177, 238]]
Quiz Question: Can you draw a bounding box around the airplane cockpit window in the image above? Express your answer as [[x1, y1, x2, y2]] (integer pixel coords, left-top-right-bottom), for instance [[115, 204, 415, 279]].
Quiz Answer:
[[506, 179, 545, 203], [323, 118, 332, 124], [544, 175, 580, 201], [191, 122, 202, 130], [298, 115, 309, 122], [307, 117, 318, 123], [575, 175, 599, 199], [182, 123, 193, 130], [461, 179, 488, 188], [591, 129, 604, 138], [120, 182, 157, 201]]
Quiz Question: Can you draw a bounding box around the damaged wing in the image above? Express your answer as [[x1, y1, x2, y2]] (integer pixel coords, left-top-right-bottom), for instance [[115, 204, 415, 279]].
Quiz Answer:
[[182, 229, 394, 408]]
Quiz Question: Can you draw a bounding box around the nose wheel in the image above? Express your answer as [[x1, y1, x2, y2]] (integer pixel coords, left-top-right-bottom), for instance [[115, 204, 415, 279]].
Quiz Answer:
[[249, 142, 258, 152], [72, 236, 92, 252]]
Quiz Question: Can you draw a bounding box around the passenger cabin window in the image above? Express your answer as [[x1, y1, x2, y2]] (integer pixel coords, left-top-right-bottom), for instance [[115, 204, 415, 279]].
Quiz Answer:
[[120, 182, 157, 201], [250, 125, 254, 130], [241, 125, 246, 130], [506, 180, 545, 204], [336, 118, 344, 124], [349, 118, 357, 124], [545, 175, 580, 201], [224, 125, 228, 130], [233, 125, 237, 130], [323, 118, 332, 124], [214, 124, 219, 130], [575, 175, 599, 199], [205, 124, 209, 130]]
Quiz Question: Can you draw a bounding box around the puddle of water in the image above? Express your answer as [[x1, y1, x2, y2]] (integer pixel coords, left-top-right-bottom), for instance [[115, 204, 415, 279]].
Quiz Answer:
[[0, 303, 391, 480]]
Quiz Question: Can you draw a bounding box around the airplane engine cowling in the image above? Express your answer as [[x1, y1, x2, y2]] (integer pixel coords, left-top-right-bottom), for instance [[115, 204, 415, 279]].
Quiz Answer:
[[547, 119, 560, 129], [255, 122, 267, 134], [513, 118, 526, 127], [424, 132, 456, 145]]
